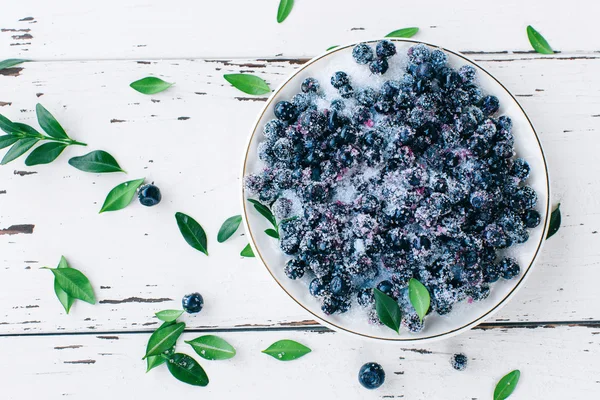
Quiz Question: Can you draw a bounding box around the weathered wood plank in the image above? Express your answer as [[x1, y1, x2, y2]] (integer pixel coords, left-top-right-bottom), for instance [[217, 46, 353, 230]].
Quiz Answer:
[[0, 1, 599, 60], [1, 324, 598, 398], [0, 55, 598, 334]]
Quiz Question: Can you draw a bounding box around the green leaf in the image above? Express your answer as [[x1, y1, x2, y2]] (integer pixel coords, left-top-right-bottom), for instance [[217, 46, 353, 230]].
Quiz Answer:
[[24, 142, 68, 166], [546, 203, 561, 239], [0, 114, 20, 134], [175, 212, 208, 255], [385, 27, 419, 38], [155, 309, 184, 323], [0, 135, 18, 150], [0, 59, 28, 70], [326, 45, 339, 51], [130, 77, 173, 95], [68, 150, 125, 173], [527, 25, 554, 54], [99, 178, 145, 213], [185, 335, 236, 360], [240, 243, 255, 257], [276, 0, 294, 23], [217, 215, 242, 243], [408, 278, 431, 322], [1, 138, 39, 165], [53, 256, 74, 314], [146, 345, 175, 372], [262, 339, 311, 361], [144, 322, 186, 359], [12, 122, 41, 136], [49, 267, 96, 305], [373, 288, 401, 334], [494, 370, 521, 400], [247, 198, 277, 227], [223, 74, 270, 95], [264, 228, 280, 239], [35, 104, 69, 139], [167, 353, 209, 387]]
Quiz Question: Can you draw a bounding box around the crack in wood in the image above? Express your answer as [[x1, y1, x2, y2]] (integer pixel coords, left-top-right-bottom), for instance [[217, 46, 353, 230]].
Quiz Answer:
[[0, 224, 35, 235], [18, 17, 35, 22], [110, 118, 126, 123], [64, 359, 96, 364], [400, 348, 433, 354], [98, 297, 172, 304], [234, 97, 267, 102], [54, 345, 83, 350], [11, 33, 33, 40], [0, 101, 12, 106], [0, 67, 23, 77], [0, 190, 6, 194], [96, 336, 119, 340], [13, 170, 37, 176], [1, 28, 30, 32], [177, 116, 190, 120]]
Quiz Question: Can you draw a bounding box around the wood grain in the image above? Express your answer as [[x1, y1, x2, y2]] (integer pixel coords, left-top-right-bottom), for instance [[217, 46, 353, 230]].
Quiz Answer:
[[0, 55, 598, 334]]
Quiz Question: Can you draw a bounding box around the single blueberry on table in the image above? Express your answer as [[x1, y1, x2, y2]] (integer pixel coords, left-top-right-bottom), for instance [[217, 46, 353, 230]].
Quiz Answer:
[[369, 58, 389, 75], [331, 71, 350, 88], [352, 42, 375, 64], [301, 77, 320, 93], [182, 292, 204, 314], [450, 353, 468, 371], [376, 40, 397, 59], [274, 101, 297, 122], [358, 362, 385, 390], [138, 184, 161, 207]]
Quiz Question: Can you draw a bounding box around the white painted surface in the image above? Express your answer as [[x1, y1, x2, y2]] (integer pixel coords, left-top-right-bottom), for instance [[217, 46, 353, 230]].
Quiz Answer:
[[0, 1, 599, 398]]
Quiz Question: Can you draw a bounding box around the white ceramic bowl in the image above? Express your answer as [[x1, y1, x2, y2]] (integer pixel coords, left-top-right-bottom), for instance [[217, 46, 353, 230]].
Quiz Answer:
[[241, 39, 550, 343]]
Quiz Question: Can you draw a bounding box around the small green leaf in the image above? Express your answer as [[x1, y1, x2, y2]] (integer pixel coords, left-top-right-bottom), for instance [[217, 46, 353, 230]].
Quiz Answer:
[[185, 335, 236, 360], [223, 74, 270, 95], [264, 228, 280, 239], [276, 0, 294, 23], [0, 135, 18, 150], [144, 322, 186, 359], [262, 339, 311, 361], [68, 150, 125, 173], [0, 59, 28, 70], [175, 212, 208, 255], [240, 243, 255, 257], [0, 115, 19, 134], [167, 353, 209, 387], [99, 178, 145, 213], [374, 288, 402, 334], [130, 77, 173, 95], [408, 278, 431, 322], [494, 370, 521, 400], [24, 142, 68, 166], [36, 104, 69, 139], [49, 267, 96, 305], [53, 256, 74, 314], [326, 45, 339, 51], [527, 25, 554, 54], [13, 122, 41, 136], [546, 203, 561, 239], [1, 138, 39, 165], [247, 198, 277, 227], [146, 345, 175, 372], [155, 309, 184, 323], [217, 215, 242, 243], [385, 27, 419, 38]]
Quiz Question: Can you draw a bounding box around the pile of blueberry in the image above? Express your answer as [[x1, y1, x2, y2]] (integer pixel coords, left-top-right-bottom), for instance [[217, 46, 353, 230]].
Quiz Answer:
[[245, 41, 541, 332]]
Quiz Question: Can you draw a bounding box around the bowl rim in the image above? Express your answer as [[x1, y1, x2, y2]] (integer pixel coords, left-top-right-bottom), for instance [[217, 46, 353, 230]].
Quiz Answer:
[[240, 38, 551, 342]]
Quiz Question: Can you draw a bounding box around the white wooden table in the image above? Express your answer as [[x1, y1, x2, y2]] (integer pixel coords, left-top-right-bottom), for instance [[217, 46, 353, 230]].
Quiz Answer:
[[1, 1, 599, 398]]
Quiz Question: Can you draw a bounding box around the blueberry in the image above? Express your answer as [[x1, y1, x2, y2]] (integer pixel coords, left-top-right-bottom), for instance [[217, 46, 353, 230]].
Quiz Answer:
[[403, 312, 424, 332], [138, 184, 161, 206], [430, 49, 447, 70], [331, 71, 350, 89], [497, 115, 513, 131], [352, 106, 372, 125], [272, 138, 293, 161], [480, 95, 500, 115], [309, 278, 327, 297], [358, 362, 385, 390], [458, 65, 477, 83], [450, 353, 468, 371], [301, 77, 320, 93], [469, 284, 490, 301], [374, 98, 393, 114], [300, 110, 327, 137], [330, 275, 351, 296], [523, 209, 541, 228], [284, 258, 305, 280], [338, 84, 355, 98], [327, 109, 345, 132], [352, 43, 375, 64], [182, 292, 204, 314], [369, 58, 389, 75], [482, 262, 501, 283], [356, 88, 377, 106], [443, 71, 462, 90], [292, 93, 312, 112], [330, 99, 345, 111], [511, 158, 530, 181], [376, 280, 394, 296], [483, 224, 506, 248], [512, 186, 537, 210], [499, 258, 520, 279], [470, 191, 491, 209], [321, 295, 340, 315], [407, 44, 430, 64], [357, 288, 374, 307], [381, 80, 401, 99], [416, 62, 435, 79], [263, 119, 285, 139], [376, 40, 396, 58], [274, 101, 297, 122], [340, 125, 357, 143]]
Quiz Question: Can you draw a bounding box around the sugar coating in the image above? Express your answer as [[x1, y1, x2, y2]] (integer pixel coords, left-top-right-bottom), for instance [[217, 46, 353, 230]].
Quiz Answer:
[[245, 42, 540, 331]]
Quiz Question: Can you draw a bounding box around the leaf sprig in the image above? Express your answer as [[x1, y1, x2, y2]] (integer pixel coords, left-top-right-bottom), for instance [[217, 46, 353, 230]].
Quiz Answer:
[[373, 288, 402, 333], [44, 256, 96, 313], [262, 339, 311, 361], [546, 203, 561, 239], [385, 27, 419, 38], [408, 278, 431, 322], [0, 104, 87, 166]]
